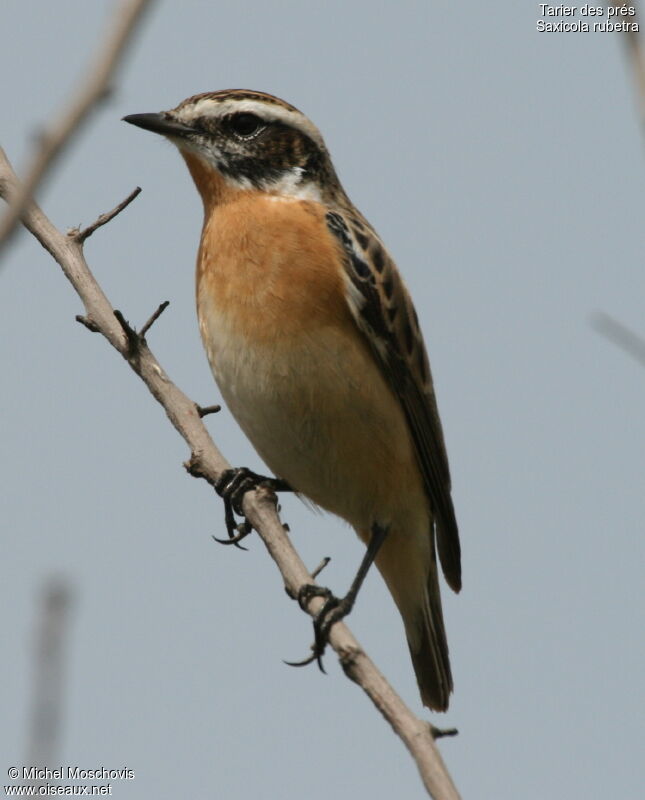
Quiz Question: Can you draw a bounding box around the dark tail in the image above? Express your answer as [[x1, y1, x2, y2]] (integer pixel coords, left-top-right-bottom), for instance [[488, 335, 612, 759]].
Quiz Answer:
[[373, 528, 454, 711], [406, 557, 453, 711]]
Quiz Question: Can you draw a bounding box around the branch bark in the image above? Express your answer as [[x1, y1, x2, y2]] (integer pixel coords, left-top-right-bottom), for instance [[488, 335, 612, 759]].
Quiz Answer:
[[0, 0, 154, 252], [0, 147, 461, 800]]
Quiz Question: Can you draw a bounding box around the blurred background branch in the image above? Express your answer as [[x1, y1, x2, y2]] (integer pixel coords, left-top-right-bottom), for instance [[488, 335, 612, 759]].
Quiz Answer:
[[0, 0, 153, 254], [591, 311, 645, 367], [611, 2, 645, 133], [25, 579, 74, 785]]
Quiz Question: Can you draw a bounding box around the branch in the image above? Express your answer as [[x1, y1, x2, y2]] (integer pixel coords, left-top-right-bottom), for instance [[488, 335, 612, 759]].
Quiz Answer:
[[611, 2, 645, 136], [25, 579, 73, 779], [0, 0, 154, 252], [0, 149, 461, 800], [591, 311, 645, 367]]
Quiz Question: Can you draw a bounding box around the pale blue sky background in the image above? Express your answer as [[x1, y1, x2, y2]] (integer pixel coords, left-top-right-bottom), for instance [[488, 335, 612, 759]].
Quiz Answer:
[[2, 2, 644, 798]]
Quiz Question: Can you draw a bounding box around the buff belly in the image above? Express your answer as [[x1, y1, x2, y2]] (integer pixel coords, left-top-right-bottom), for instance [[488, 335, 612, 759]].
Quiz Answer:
[[198, 301, 426, 535]]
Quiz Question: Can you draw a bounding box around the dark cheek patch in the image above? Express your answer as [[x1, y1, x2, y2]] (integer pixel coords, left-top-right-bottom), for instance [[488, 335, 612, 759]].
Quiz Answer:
[[216, 125, 318, 187]]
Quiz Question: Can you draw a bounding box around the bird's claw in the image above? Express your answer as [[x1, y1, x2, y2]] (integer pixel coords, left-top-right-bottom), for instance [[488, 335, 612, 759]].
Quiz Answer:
[[212, 524, 252, 549], [214, 467, 290, 550], [285, 584, 348, 673]]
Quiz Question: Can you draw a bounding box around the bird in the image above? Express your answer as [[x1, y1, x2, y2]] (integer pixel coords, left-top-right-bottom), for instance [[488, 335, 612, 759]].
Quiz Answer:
[[124, 89, 461, 711]]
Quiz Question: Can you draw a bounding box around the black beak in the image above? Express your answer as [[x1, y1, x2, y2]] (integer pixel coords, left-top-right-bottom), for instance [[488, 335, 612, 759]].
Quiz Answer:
[[123, 112, 193, 138]]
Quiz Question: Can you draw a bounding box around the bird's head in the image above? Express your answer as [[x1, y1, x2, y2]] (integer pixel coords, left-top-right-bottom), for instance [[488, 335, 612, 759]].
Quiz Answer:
[[124, 89, 343, 206]]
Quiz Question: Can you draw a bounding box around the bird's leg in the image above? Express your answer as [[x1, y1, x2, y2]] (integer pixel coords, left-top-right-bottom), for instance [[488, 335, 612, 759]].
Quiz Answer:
[[213, 468, 292, 549], [286, 522, 388, 670]]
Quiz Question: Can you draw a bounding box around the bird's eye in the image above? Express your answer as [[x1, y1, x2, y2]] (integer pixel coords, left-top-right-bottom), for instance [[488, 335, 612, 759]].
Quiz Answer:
[[228, 113, 264, 137]]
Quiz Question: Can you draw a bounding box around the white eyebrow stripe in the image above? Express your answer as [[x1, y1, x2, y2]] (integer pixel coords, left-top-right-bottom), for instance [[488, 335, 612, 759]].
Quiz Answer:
[[176, 97, 325, 148]]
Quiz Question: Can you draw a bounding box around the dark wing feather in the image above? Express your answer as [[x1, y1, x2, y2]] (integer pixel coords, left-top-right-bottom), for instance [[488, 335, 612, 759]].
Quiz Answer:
[[326, 211, 461, 592]]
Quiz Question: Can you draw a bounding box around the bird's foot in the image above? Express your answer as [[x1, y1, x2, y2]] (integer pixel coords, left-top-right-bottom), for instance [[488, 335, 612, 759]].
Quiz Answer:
[[213, 468, 291, 550], [284, 522, 388, 671], [284, 584, 356, 672]]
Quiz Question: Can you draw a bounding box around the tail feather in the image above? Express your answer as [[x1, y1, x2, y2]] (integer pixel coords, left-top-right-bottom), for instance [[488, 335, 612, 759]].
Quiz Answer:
[[374, 529, 453, 711], [406, 557, 453, 711]]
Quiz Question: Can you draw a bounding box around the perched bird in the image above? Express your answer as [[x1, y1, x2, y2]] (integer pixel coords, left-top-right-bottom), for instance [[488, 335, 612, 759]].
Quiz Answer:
[[124, 90, 461, 711]]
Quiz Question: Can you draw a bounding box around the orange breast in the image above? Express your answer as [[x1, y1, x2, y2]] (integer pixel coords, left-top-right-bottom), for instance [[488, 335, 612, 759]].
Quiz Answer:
[[194, 189, 352, 343]]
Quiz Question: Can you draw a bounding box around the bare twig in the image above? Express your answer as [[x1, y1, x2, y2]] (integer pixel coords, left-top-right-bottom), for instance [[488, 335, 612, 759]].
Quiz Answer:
[[73, 186, 142, 243], [0, 0, 153, 251], [196, 404, 222, 417], [113, 309, 141, 356], [140, 300, 170, 339], [591, 311, 645, 367], [0, 148, 461, 800], [311, 556, 331, 580], [611, 2, 645, 134], [75, 315, 101, 333], [430, 725, 459, 740]]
